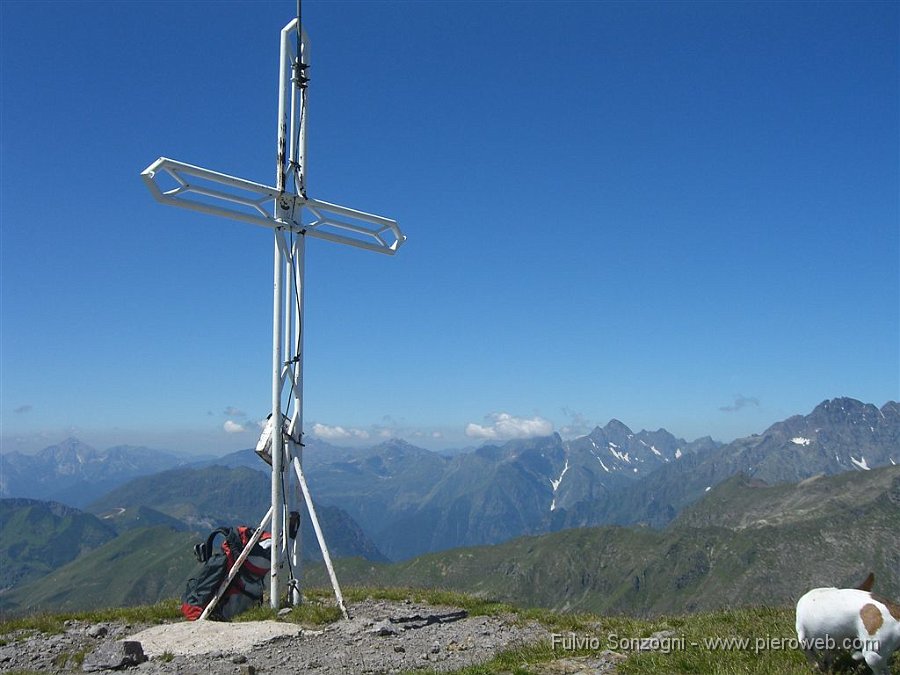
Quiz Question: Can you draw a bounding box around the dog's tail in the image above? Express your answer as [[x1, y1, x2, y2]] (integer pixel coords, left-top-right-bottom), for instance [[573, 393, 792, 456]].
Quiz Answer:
[[855, 572, 875, 592]]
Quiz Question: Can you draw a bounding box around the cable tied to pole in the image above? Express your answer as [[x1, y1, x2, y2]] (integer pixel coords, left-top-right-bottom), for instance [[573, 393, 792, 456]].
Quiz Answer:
[[293, 0, 309, 91], [282, 228, 303, 427], [291, 0, 308, 199]]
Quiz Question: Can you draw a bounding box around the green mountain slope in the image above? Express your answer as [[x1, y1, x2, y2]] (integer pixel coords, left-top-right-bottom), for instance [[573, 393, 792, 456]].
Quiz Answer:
[[0, 525, 196, 615], [87, 465, 386, 561], [313, 466, 900, 616], [0, 499, 117, 591], [88, 466, 269, 529], [93, 504, 190, 534], [674, 465, 900, 530]]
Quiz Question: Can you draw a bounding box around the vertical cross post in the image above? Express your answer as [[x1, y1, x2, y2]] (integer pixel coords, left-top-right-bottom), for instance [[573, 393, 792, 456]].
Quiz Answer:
[[141, 14, 405, 616], [268, 17, 297, 610]]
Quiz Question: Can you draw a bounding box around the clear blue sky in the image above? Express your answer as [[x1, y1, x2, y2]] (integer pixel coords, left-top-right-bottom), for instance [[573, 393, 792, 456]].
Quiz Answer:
[[2, 1, 897, 455]]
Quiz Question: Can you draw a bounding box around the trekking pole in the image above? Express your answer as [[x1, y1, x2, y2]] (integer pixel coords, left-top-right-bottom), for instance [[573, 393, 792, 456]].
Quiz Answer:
[[199, 506, 274, 621]]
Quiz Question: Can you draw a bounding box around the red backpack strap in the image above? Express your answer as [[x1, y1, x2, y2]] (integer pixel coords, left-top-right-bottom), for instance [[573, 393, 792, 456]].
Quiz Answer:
[[221, 528, 241, 569]]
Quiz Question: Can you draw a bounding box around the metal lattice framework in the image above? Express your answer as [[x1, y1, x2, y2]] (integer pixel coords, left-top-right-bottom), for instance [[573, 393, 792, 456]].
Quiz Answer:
[[141, 157, 404, 254], [141, 17, 405, 618]]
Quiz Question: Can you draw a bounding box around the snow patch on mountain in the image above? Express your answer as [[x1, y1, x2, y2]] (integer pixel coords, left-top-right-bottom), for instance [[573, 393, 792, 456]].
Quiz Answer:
[[850, 455, 870, 471], [549, 459, 569, 511]]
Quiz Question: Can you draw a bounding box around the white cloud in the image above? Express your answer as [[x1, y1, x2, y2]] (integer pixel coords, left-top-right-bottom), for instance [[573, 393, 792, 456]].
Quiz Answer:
[[719, 395, 760, 412], [465, 412, 553, 440], [312, 423, 370, 441], [224, 420, 250, 433], [559, 407, 593, 438]]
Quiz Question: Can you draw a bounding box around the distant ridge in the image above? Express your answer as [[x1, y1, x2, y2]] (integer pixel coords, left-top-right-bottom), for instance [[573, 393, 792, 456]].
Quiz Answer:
[[558, 397, 899, 530], [0, 438, 187, 507], [86, 465, 387, 562], [313, 465, 900, 616], [8, 465, 897, 617], [3, 397, 896, 566], [299, 397, 898, 559]]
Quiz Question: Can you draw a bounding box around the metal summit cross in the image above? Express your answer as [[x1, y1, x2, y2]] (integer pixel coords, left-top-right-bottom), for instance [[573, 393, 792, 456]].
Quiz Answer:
[[140, 13, 405, 617]]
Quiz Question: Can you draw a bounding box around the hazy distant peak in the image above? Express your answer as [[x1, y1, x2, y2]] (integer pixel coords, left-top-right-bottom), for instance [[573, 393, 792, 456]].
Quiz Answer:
[[813, 396, 869, 413], [603, 419, 633, 434], [880, 401, 900, 419], [587, 420, 635, 443], [41, 437, 96, 457]]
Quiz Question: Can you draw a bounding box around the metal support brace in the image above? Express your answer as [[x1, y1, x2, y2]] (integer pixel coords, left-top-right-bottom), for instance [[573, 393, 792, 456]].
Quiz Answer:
[[291, 456, 349, 619]]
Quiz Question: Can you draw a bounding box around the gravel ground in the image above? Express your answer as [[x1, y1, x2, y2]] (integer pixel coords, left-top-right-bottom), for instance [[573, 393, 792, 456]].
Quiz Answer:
[[1, 599, 607, 674]]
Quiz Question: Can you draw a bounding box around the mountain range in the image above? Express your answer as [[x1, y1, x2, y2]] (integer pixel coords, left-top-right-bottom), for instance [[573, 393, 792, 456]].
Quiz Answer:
[[307, 464, 900, 616], [0, 438, 189, 508], [209, 426, 719, 559], [214, 397, 898, 559], [1, 397, 897, 616], [558, 397, 899, 530], [5, 464, 897, 616]]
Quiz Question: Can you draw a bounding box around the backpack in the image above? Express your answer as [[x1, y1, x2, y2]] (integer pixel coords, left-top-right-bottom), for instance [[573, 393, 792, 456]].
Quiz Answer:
[[181, 526, 272, 621]]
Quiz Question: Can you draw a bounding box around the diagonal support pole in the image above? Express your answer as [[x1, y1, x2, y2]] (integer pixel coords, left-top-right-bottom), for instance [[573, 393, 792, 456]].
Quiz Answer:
[[291, 456, 349, 619]]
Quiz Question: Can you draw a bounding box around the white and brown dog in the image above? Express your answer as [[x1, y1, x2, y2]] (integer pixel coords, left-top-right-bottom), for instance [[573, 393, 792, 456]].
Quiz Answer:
[[796, 574, 900, 674]]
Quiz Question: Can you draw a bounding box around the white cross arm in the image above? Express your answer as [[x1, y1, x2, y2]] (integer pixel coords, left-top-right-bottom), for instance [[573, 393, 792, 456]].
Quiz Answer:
[[141, 157, 405, 254]]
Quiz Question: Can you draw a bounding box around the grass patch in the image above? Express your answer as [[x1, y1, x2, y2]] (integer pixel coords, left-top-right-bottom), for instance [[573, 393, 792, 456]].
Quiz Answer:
[[607, 605, 897, 674], [233, 592, 344, 626], [232, 605, 280, 622], [102, 600, 182, 624], [288, 601, 344, 626], [0, 599, 181, 636], [0, 614, 70, 637], [51, 652, 70, 668], [437, 642, 558, 675], [614, 606, 813, 675], [342, 586, 517, 618], [517, 606, 610, 634], [50, 649, 88, 670], [398, 600, 900, 675], [71, 649, 88, 669]]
